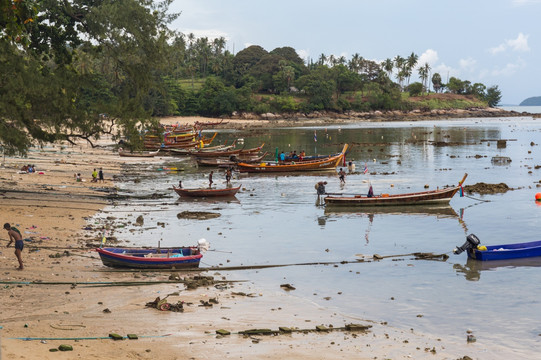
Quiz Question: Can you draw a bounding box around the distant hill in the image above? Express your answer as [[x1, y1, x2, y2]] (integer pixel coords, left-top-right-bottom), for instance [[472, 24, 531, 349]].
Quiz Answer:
[[519, 97, 541, 106]]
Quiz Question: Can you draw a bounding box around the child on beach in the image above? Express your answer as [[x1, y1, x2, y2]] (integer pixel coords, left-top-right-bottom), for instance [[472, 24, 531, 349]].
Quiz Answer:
[[4, 223, 24, 270]]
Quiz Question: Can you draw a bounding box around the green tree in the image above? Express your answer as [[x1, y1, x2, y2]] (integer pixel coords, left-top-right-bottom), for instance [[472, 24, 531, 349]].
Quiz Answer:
[[406, 82, 423, 97], [0, 0, 178, 153], [484, 85, 502, 107], [432, 73, 443, 93]]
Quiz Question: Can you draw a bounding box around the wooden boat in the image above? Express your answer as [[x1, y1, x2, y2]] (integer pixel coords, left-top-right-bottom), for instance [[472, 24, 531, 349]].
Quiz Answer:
[[190, 148, 243, 158], [196, 152, 268, 167], [324, 173, 467, 206], [118, 149, 160, 157], [96, 247, 202, 269], [239, 143, 265, 154], [172, 185, 241, 197], [169, 144, 235, 156], [237, 144, 348, 173], [454, 234, 541, 261], [144, 133, 217, 150]]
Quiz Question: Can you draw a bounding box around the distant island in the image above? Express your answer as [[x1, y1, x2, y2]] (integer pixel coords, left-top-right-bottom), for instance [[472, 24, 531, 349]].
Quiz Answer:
[[520, 97, 541, 106]]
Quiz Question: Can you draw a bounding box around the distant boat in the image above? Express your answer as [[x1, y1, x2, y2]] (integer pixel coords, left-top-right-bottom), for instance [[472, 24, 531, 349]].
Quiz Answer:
[[118, 149, 160, 157], [172, 185, 241, 198], [454, 234, 541, 261], [237, 144, 348, 173], [96, 246, 202, 269], [324, 173, 467, 206]]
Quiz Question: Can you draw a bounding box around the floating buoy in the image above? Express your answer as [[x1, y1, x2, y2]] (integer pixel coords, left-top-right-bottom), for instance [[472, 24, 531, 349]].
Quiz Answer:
[[536, 193, 541, 201]]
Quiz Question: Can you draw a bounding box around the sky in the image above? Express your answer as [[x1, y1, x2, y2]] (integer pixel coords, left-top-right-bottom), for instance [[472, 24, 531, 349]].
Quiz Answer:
[[169, 0, 541, 105]]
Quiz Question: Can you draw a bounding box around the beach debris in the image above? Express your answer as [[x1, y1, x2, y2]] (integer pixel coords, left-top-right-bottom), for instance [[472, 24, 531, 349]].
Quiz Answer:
[[102, 308, 111, 313], [145, 296, 184, 312], [135, 215, 144, 226], [177, 211, 221, 220], [280, 283, 296, 291], [183, 275, 215, 290], [239, 329, 276, 336], [109, 333, 124, 341], [58, 344, 73, 351], [216, 329, 231, 336], [49, 251, 71, 258], [467, 334, 476, 343], [279, 327, 292, 333], [127, 334, 138, 340], [345, 323, 372, 332]]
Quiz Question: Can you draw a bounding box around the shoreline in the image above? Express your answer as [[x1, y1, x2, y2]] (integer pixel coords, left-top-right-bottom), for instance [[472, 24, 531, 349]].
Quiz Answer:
[[160, 107, 537, 130], [0, 115, 530, 359]]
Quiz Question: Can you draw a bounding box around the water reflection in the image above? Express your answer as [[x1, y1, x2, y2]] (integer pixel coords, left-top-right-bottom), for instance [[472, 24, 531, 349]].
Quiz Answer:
[[453, 257, 541, 281]]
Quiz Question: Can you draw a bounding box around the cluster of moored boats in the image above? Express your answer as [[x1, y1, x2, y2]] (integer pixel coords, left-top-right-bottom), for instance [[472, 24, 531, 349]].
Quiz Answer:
[[100, 124, 540, 269]]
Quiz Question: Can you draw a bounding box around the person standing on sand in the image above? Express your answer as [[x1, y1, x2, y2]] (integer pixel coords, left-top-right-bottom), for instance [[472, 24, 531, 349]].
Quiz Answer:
[[98, 168, 104, 183], [209, 171, 214, 188], [4, 223, 24, 270], [91, 168, 98, 182]]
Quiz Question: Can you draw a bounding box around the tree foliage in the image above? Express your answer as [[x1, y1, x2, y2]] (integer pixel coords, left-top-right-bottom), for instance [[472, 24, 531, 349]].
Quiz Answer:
[[0, 0, 178, 154]]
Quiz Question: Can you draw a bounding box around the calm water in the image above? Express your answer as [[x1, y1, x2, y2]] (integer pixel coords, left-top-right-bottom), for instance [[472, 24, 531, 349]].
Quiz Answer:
[[97, 115, 541, 358]]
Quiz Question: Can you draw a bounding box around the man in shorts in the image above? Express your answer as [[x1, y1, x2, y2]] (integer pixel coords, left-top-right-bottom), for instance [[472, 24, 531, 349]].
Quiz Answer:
[[4, 223, 24, 270]]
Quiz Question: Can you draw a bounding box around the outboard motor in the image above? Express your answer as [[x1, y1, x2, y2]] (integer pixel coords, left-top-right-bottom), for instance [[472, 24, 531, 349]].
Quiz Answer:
[[454, 234, 481, 254]]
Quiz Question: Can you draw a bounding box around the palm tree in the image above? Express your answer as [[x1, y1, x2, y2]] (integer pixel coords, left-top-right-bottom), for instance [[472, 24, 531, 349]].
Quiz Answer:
[[406, 52, 418, 85], [382, 58, 393, 79], [418, 65, 428, 94], [422, 63, 431, 93], [318, 53, 327, 66], [393, 55, 405, 89]]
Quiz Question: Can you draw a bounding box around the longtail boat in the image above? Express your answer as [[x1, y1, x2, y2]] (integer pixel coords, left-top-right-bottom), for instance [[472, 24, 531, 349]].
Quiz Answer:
[[172, 185, 241, 197], [170, 144, 235, 156], [118, 149, 160, 157], [454, 234, 541, 261], [190, 148, 243, 158], [96, 246, 202, 269], [145, 133, 217, 150], [237, 144, 348, 173], [324, 173, 468, 206], [196, 152, 268, 167], [239, 143, 264, 154]]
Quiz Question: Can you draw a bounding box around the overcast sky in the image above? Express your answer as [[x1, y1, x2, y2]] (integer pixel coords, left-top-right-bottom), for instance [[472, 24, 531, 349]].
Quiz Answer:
[[169, 0, 541, 105]]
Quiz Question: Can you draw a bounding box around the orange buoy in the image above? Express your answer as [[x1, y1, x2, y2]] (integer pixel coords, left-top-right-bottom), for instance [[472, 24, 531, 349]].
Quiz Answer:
[[536, 193, 541, 201]]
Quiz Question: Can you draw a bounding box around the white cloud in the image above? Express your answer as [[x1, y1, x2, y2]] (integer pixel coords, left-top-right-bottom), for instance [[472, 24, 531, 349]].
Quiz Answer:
[[417, 49, 439, 69], [432, 63, 454, 80], [508, 33, 530, 52], [491, 58, 526, 77], [490, 44, 506, 55], [459, 57, 477, 72], [489, 33, 530, 54], [297, 49, 310, 61]]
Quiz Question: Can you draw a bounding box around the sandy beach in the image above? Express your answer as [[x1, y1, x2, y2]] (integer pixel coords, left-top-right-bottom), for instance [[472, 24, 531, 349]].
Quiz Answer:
[[1, 117, 482, 359]]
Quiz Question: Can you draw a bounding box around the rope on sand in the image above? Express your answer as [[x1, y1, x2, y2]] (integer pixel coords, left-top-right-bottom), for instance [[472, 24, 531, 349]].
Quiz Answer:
[[7, 334, 172, 341], [50, 324, 86, 330]]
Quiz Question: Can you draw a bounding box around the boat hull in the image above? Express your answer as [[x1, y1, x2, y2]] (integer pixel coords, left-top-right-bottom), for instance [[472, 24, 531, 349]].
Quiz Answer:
[[324, 187, 460, 206], [96, 247, 202, 269], [173, 185, 240, 197], [237, 144, 347, 173], [467, 240, 541, 261]]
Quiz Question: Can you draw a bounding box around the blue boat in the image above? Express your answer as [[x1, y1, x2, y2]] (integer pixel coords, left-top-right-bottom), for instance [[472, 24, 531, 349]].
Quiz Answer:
[[96, 247, 202, 269], [454, 234, 541, 261]]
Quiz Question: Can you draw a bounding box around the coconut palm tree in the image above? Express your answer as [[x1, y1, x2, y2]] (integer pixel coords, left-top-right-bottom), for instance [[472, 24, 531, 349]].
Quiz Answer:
[[406, 52, 418, 85], [382, 58, 393, 79]]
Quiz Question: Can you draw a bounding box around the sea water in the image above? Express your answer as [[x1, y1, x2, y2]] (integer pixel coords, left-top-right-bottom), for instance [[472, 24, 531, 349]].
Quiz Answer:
[[97, 115, 541, 358]]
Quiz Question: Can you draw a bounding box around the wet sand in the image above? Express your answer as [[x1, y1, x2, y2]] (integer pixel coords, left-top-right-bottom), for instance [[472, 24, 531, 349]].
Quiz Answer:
[[0, 120, 484, 359]]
